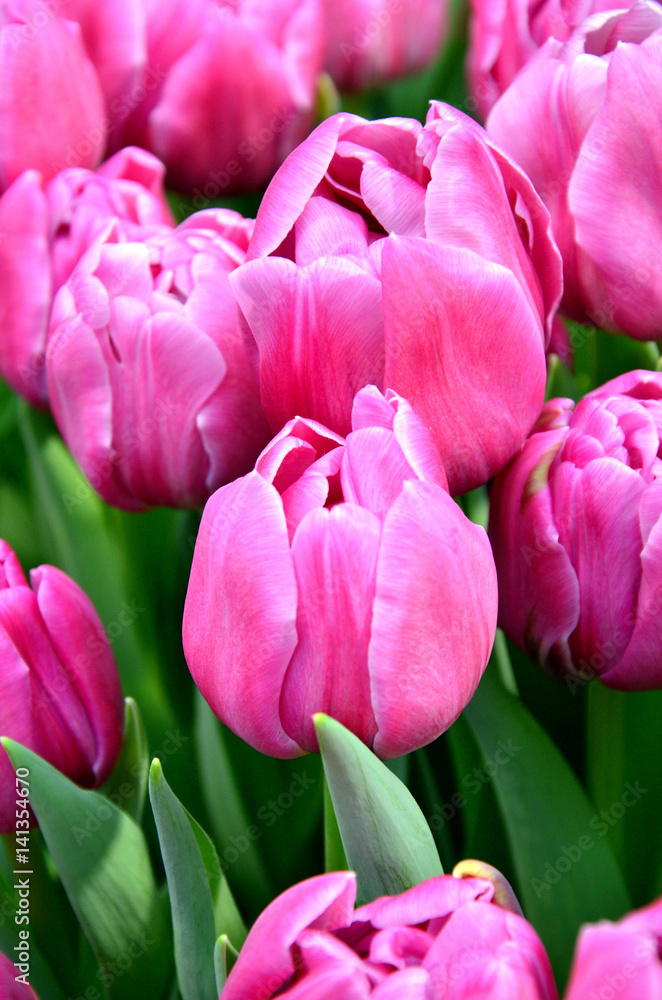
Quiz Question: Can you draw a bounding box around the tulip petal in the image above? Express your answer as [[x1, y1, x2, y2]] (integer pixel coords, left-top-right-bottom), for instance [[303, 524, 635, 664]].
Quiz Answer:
[[220, 872, 356, 1000], [183, 472, 301, 758], [564, 921, 662, 1000], [382, 235, 546, 495], [231, 255, 385, 436], [340, 427, 415, 520], [294, 196, 371, 266], [371, 968, 432, 998], [354, 875, 493, 929], [369, 482, 497, 759], [279, 504, 381, 751]]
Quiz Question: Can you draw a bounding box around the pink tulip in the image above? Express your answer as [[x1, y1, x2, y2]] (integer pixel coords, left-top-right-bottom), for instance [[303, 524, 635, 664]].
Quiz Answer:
[[183, 386, 497, 759], [138, 0, 325, 194], [0, 953, 38, 999], [487, 3, 662, 339], [489, 370, 662, 690], [46, 209, 271, 511], [220, 870, 558, 999], [564, 895, 662, 999], [322, 0, 450, 92], [0, 147, 174, 408], [467, 0, 615, 119], [0, 0, 106, 192], [230, 105, 562, 496], [0, 541, 124, 833]]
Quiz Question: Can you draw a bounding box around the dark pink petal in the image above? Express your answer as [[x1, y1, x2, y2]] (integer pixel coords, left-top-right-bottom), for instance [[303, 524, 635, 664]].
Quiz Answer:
[[183, 472, 300, 758], [294, 196, 371, 267], [220, 873, 356, 1000], [564, 920, 662, 1000], [340, 427, 416, 520], [231, 255, 385, 437], [370, 968, 431, 999], [382, 235, 546, 495], [0, 952, 39, 999], [0, 541, 28, 589], [279, 504, 381, 751], [354, 875, 493, 928]]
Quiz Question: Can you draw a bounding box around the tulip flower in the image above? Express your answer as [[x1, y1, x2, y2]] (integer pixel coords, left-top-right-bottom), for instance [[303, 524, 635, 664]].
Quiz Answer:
[[134, 0, 325, 194], [322, 0, 450, 92], [0, 541, 124, 833], [0, 0, 106, 192], [487, 3, 662, 340], [564, 895, 662, 999], [0, 953, 38, 999], [230, 105, 562, 495], [219, 870, 558, 999], [183, 386, 497, 759], [47, 209, 272, 511], [489, 370, 662, 690], [0, 147, 174, 408], [467, 0, 615, 119]]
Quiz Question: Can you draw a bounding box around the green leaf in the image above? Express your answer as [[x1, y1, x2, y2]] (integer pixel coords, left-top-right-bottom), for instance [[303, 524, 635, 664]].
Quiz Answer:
[[1, 739, 172, 1000], [103, 699, 149, 824], [314, 715, 443, 904], [462, 668, 631, 984], [323, 778, 348, 873], [213, 935, 238, 995]]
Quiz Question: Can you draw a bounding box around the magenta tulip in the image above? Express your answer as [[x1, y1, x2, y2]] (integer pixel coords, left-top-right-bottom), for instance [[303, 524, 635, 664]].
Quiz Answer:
[[184, 386, 497, 759], [0, 147, 173, 408], [0, 953, 38, 999], [220, 870, 558, 999], [487, 3, 662, 339], [0, 0, 106, 192], [322, 0, 450, 92], [230, 105, 562, 495], [489, 370, 662, 690], [0, 541, 124, 833], [467, 0, 615, 119], [564, 895, 662, 999], [136, 0, 325, 194], [47, 209, 271, 511]]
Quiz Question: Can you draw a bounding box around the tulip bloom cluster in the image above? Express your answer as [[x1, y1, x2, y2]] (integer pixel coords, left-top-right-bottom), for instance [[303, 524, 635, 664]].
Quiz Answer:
[[0, 146, 173, 408], [184, 386, 497, 759], [0, 542, 124, 833], [487, 2, 662, 339], [231, 105, 562, 496], [489, 371, 662, 690]]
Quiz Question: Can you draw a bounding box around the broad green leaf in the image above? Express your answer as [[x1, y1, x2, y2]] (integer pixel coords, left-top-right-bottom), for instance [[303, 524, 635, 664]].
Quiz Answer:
[[1, 739, 172, 1000], [104, 699, 149, 824], [314, 715, 443, 904], [149, 759, 219, 1000], [462, 668, 630, 984]]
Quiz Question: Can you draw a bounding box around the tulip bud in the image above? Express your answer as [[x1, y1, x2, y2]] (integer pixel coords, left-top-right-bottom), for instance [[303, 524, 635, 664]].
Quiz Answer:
[[184, 385, 497, 759], [489, 370, 662, 690], [219, 871, 558, 999], [0, 541, 124, 833]]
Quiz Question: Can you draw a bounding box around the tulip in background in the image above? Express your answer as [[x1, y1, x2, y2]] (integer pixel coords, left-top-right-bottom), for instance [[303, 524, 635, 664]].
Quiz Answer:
[[322, 0, 450, 92], [487, 2, 662, 340], [231, 103, 562, 495], [219, 870, 558, 999], [0, 953, 38, 999], [564, 894, 662, 998], [0, 147, 173, 408], [184, 385, 497, 759], [124, 0, 325, 195], [466, 0, 615, 119], [489, 370, 662, 690], [0, 541, 124, 833], [47, 209, 271, 510], [0, 0, 106, 192]]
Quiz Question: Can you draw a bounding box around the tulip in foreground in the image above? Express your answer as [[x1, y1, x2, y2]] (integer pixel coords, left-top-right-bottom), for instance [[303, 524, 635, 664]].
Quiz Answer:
[[219, 869, 558, 998], [487, 2, 662, 339], [47, 209, 271, 511], [489, 370, 662, 690], [231, 105, 562, 495], [184, 386, 497, 759], [0, 147, 173, 408], [0, 541, 124, 833]]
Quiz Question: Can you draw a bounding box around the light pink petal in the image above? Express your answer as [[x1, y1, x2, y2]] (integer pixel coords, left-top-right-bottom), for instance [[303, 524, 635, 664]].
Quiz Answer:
[[183, 472, 301, 758], [279, 504, 381, 751], [0, 169, 51, 406], [390, 394, 448, 490], [569, 36, 662, 338], [294, 195, 371, 267], [382, 236, 546, 495], [340, 427, 416, 520], [564, 921, 662, 1000], [371, 968, 432, 999], [31, 564, 123, 786], [360, 161, 427, 236], [231, 255, 385, 437], [221, 873, 356, 1000], [354, 875, 493, 927]]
